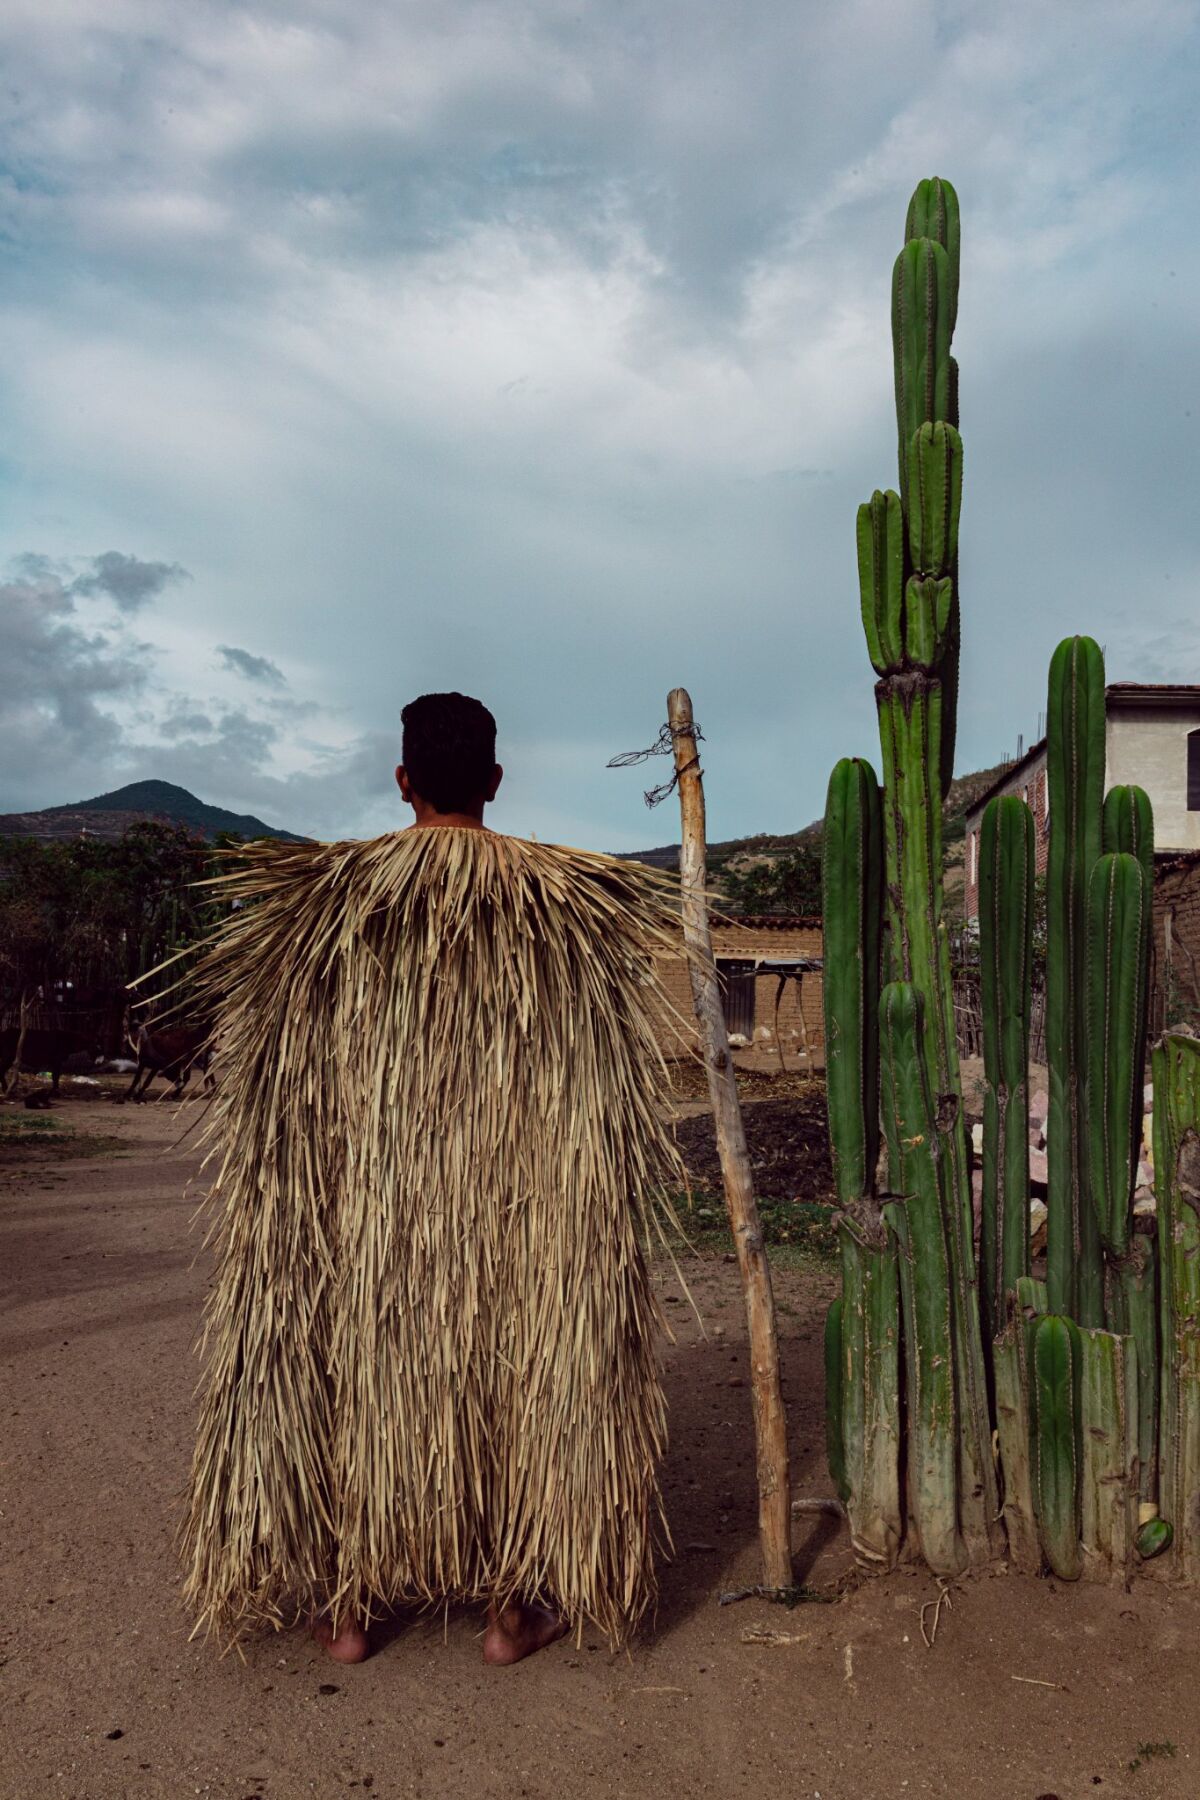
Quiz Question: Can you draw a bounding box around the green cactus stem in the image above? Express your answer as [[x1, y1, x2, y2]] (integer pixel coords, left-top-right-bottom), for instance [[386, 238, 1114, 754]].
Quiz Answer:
[[1103, 784, 1154, 880], [880, 981, 966, 1575], [904, 176, 960, 333], [824, 1297, 850, 1505], [857, 492, 905, 678], [1034, 1313, 1083, 1580], [892, 238, 953, 512], [822, 758, 883, 1207], [979, 794, 1034, 1352], [837, 1212, 902, 1569], [1045, 635, 1106, 1325], [993, 1314, 1041, 1574], [1086, 851, 1150, 1261], [905, 421, 962, 579], [1077, 1329, 1138, 1584], [1153, 1034, 1200, 1582]]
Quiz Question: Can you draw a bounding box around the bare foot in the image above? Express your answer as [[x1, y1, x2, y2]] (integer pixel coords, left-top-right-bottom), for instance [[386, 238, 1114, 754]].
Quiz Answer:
[[312, 1614, 370, 1663], [482, 1600, 568, 1666]]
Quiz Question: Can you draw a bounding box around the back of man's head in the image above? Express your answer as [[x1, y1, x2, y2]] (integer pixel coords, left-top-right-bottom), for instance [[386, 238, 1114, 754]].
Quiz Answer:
[[400, 692, 498, 813]]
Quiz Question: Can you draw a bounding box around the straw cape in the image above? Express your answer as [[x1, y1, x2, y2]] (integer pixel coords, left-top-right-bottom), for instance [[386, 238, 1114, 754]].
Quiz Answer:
[[177, 826, 689, 1649]]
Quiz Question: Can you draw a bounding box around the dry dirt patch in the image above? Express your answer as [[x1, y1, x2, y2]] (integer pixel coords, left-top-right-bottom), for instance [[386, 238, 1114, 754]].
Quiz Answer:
[[1, 1100, 1197, 1799]]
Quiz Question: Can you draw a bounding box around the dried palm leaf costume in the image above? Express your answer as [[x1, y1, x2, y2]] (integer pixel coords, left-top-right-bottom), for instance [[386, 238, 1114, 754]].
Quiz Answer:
[[179, 827, 687, 1648]]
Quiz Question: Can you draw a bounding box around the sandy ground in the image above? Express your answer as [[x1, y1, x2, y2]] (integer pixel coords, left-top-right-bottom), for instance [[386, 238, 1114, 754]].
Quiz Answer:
[[3, 1098, 1200, 1800]]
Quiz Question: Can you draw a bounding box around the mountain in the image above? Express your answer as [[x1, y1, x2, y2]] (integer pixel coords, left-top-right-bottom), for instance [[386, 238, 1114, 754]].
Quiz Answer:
[[0, 780, 306, 844], [615, 760, 1012, 881]]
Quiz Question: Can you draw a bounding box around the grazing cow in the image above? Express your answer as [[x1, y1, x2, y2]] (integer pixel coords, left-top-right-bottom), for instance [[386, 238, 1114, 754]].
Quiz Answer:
[[0, 1026, 99, 1094], [121, 1022, 215, 1102]]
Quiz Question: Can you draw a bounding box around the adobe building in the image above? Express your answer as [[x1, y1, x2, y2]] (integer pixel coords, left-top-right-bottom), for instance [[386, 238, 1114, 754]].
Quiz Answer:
[[962, 683, 1200, 1034], [650, 912, 825, 1068]]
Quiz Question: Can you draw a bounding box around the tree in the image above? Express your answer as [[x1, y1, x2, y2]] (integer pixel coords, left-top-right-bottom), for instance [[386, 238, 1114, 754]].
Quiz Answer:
[[721, 845, 822, 916]]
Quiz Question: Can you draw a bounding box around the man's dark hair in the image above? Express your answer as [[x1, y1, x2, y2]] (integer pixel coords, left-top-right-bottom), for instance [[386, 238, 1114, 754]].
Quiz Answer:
[[401, 692, 498, 812]]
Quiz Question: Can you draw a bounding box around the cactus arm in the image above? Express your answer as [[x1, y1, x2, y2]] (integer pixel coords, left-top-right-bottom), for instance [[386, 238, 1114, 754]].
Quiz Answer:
[[979, 794, 1034, 1349], [1086, 852, 1149, 1260], [822, 758, 883, 1207], [857, 494, 906, 677], [892, 237, 953, 509], [906, 422, 962, 579], [1103, 784, 1154, 876], [1045, 635, 1106, 1324], [904, 176, 960, 334], [1034, 1314, 1084, 1580], [879, 981, 966, 1575]]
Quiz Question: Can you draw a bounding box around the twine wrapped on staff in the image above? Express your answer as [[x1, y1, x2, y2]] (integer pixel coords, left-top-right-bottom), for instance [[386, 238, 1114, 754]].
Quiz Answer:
[[177, 825, 690, 1649]]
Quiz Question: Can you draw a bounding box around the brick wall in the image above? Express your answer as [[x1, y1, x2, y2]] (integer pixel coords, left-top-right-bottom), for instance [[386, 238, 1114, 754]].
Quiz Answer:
[[650, 916, 826, 1067]]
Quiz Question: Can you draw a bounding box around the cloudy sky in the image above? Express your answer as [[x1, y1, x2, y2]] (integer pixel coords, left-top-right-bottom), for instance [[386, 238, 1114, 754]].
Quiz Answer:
[[1, 0, 1197, 848]]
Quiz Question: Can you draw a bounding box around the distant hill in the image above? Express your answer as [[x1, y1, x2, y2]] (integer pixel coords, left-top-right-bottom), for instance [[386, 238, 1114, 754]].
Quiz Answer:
[[0, 779, 306, 845], [615, 760, 1012, 882]]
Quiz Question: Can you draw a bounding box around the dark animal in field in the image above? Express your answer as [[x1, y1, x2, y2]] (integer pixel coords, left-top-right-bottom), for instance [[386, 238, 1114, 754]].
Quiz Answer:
[[121, 1023, 215, 1102], [0, 1026, 99, 1094]]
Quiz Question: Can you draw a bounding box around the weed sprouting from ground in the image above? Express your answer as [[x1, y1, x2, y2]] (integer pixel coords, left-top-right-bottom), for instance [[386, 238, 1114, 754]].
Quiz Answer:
[[1129, 1742, 1176, 1774]]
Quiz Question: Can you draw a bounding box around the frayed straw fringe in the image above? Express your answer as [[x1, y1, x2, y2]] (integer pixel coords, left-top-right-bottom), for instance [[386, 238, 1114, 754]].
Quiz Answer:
[[177, 827, 691, 1649]]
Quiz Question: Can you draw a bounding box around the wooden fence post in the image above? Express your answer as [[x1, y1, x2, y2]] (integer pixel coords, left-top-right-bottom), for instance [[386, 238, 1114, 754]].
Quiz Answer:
[[667, 687, 793, 1589]]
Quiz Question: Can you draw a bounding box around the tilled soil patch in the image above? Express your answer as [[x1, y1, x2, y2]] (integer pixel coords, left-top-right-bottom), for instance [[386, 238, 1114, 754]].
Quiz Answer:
[[672, 1087, 833, 1205]]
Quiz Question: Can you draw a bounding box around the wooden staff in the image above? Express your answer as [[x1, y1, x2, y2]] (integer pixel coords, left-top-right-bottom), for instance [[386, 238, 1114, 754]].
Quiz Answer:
[[667, 686, 793, 1589]]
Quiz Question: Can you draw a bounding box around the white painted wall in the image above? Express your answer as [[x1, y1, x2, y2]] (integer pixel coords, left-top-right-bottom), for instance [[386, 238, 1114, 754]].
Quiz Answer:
[[1107, 710, 1200, 851]]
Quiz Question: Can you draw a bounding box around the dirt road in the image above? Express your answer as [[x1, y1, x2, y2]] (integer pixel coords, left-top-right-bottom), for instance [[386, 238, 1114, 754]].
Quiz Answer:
[[2, 1100, 1197, 1799]]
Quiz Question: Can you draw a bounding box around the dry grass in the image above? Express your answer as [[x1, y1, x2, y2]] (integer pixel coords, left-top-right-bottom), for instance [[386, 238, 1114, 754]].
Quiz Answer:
[[174, 827, 690, 1649]]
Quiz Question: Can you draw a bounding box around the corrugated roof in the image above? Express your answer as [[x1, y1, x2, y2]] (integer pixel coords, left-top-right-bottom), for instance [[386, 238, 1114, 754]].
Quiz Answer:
[[714, 912, 822, 930]]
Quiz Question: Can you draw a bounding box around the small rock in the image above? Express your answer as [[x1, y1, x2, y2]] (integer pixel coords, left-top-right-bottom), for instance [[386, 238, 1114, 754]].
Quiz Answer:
[[1030, 1088, 1049, 1127], [1029, 1147, 1048, 1188]]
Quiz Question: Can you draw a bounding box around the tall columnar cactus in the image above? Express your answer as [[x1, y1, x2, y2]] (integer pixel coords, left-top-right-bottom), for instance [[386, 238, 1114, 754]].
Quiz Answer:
[[1153, 1034, 1200, 1580], [1078, 1328, 1138, 1584], [879, 982, 965, 1574], [823, 759, 882, 1206], [822, 758, 901, 1564], [826, 176, 999, 1571], [836, 1210, 902, 1568], [1086, 852, 1150, 1262], [979, 794, 1034, 1352], [822, 179, 1196, 1588], [1045, 636, 1106, 1325], [1034, 1313, 1083, 1580]]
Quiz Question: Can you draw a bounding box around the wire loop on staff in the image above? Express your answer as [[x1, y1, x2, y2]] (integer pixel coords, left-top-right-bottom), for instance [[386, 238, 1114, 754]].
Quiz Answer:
[[607, 721, 705, 808]]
